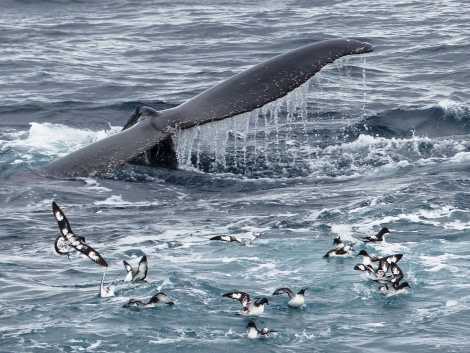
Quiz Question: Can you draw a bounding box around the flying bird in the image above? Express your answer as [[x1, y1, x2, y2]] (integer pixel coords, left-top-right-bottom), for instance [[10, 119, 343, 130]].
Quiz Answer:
[[52, 201, 108, 267]]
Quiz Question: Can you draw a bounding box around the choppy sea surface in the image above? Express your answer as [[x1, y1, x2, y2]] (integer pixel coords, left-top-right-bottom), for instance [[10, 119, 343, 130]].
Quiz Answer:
[[1, 1, 470, 352]]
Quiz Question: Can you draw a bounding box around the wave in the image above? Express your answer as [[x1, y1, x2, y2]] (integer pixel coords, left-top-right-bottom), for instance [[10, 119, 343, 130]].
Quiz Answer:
[[1, 96, 468, 179], [172, 100, 470, 178], [357, 100, 470, 139]]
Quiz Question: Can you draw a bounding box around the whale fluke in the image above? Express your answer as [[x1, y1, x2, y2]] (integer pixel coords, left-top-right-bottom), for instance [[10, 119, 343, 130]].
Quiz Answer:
[[42, 38, 373, 178]]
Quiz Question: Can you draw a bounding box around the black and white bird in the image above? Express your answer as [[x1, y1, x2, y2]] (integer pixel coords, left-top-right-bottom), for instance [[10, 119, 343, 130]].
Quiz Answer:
[[222, 291, 269, 316], [354, 259, 392, 283], [123, 255, 148, 282], [210, 235, 243, 245], [272, 287, 308, 308], [362, 227, 390, 242], [52, 201, 108, 267], [210, 233, 261, 246], [357, 250, 403, 269], [247, 321, 277, 339], [378, 262, 410, 296], [324, 236, 355, 257], [124, 291, 175, 308], [99, 269, 117, 298]]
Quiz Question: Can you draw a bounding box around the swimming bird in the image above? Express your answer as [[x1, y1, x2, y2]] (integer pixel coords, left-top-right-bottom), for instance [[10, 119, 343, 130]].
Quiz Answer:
[[210, 233, 262, 246], [362, 227, 390, 242], [354, 259, 392, 283], [99, 269, 117, 298], [222, 291, 269, 316], [357, 250, 403, 269], [210, 235, 243, 245], [378, 262, 411, 296], [52, 201, 108, 267], [123, 255, 148, 282], [247, 321, 277, 338], [272, 287, 308, 308], [125, 292, 175, 308], [324, 236, 355, 257]]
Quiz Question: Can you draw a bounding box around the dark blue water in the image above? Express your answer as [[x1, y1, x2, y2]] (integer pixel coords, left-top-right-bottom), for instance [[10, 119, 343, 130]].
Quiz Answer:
[[1, 1, 470, 352]]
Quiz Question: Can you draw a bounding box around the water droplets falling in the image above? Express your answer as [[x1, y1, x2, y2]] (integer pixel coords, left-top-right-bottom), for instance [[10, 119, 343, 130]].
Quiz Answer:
[[173, 81, 312, 177], [172, 58, 370, 178]]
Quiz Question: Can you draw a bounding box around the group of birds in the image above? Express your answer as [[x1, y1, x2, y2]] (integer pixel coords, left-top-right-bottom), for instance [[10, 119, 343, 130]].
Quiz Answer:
[[51, 201, 302, 338], [52, 201, 175, 307], [219, 286, 308, 337], [52, 201, 410, 339], [323, 227, 411, 296]]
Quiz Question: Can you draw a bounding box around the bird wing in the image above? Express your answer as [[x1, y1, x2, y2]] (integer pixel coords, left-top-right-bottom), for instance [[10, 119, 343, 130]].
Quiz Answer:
[[272, 287, 295, 298], [384, 254, 403, 264], [378, 285, 390, 296], [73, 241, 108, 267], [354, 264, 374, 273], [390, 263, 404, 284], [378, 259, 390, 274], [52, 201, 77, 238], [223, 291, 250, 308], [133, 255, 148, 281], [210, 235, 227, 241], [246, 233, 261, 246], [123, 260, 134, 281], [323, 249, 335, 257], [149, 292, 174, 305]]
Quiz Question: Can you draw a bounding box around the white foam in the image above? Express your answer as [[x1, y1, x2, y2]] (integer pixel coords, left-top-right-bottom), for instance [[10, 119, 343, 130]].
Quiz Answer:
[[446, 300, 458, 307], [439, 99, 469, 120], [1, 122, 121, 164], [93, 195, 160, 207], [419, 254, 459, 273]]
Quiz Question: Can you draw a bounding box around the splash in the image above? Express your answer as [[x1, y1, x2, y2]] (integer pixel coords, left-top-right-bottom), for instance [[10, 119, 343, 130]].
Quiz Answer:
[[0, 122, 120, 167], [173, 81, 313, 177], [172, 59, 371, 178]]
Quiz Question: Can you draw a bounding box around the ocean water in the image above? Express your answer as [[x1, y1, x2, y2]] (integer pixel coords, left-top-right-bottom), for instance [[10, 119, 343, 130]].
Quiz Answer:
[[1, 0, 470, 352]]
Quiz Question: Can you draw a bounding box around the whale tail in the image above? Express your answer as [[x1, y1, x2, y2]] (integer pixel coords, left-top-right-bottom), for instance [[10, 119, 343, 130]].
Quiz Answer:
[[42, 39, 373, 178]]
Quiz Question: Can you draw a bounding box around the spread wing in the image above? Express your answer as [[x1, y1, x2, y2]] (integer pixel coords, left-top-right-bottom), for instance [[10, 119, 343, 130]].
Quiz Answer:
[[390, 262, 404, 284], [73, 241, 108, 267], [272, 287, 295, 298], [354, 264, 374, 274], [245, 233, 261, 246], [223, 291, 250, 309], [123, 260, 134, 281], [52, 201, 75, 238], [383, 254, 403, 264], [52, 201, 107, 267], [134, 255, 148, 281]]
